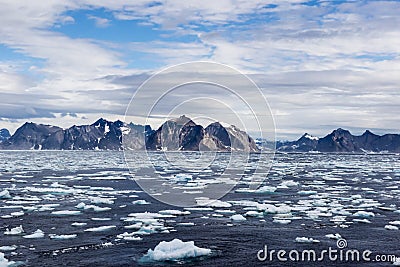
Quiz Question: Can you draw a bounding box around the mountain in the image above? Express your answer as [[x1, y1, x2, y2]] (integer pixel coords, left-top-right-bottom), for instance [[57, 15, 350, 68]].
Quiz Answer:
[[276, 128, 400, 153], [0, 129, 11, 142], [145, 116, 259, 152], [0, 116, 259, 152], [277, 133, 319, 152]]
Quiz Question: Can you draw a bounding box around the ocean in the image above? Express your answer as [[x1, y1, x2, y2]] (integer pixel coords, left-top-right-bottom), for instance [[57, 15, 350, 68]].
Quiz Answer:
[[0, 151, 399, 266]]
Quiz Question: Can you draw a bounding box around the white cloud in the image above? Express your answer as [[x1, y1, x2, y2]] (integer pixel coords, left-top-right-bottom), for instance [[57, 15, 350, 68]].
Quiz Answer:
[[0, 0, 399, 139]]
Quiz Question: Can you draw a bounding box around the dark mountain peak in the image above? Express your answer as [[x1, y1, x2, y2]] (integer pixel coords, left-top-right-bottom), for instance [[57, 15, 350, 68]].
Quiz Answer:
[[298, 133, 319, 141], [170, 115, 195, 126], [332, 128, 350, 134], [205, 121, 230, 147], [362, 129, 377, 136], [207, 121, 224, 128], [92, 118, 110, 127]]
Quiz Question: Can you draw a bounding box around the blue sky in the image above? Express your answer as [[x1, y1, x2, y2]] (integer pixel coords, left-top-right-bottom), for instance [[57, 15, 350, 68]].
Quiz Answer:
[[0, 0, 400, 139]]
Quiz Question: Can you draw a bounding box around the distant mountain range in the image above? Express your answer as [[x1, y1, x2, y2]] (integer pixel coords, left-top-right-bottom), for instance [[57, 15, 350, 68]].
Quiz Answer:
[[0, 116, 259, 152], [1, 119, 399, 152], [268, 128, 400, 153]]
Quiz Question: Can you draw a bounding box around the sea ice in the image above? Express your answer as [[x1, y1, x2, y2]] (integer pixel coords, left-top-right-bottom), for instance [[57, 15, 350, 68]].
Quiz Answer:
[[325, 233, 342, 240], [0, 252, 15, 267], [0, 190, 11, 199], [0, 245, 17, 252], [353, 211, 375, 218], [295, 237, 320, 243], [196, 197, 232, 208], [143, 239, 211, 262], [384, 225, 399, 230], [230, 214, 246, 222], [23, 229, 44, 239], [158, 210, 190, 216], [84, 225, 116, 232], [51, 210, 81, 216], [132, 200, 150, 205], [4, 226, 24, 235], [49, 234, 77, 240]]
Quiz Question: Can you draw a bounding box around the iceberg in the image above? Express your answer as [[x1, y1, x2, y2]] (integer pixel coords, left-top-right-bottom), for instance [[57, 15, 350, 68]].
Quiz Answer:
[[0, 252, 15, 267], [84, 225, 116, 232], [23, 229, 44, 239], [49, 234, 77, 240], [4, 226, 24, 235], [142, 239, 211, 262], [51, 210, 81, 216], [0, 190, 11, 199], [384, 225, 399, 230], [230, 214, 246, 222]]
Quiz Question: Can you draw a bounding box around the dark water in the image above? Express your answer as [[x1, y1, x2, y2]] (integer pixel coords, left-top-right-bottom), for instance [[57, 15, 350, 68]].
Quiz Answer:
[[0, 151, 399, 266]]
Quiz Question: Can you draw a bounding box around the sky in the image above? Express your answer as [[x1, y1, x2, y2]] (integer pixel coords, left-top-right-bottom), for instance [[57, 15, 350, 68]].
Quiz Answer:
[[0, 0, 399, 140]]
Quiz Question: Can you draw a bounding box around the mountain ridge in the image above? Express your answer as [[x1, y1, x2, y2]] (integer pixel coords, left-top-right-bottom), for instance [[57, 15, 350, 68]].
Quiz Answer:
[[0, 116, 259, 152], [275, 128, 400, 153]]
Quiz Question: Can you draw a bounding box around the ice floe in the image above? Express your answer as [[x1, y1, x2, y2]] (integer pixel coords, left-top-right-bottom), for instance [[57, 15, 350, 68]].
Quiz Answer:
[[0, 252, 15, 267], [230, 214, 246, 222], [51, 210, 81, 216], [142, 239, 211, 262], [0, 189, 11, 199], [384, 225, 399, 230], [49, 234, 77, 240], [84, 225, 116, 232], [295, 237, 320, 243], [4, 226, 24, 235], [23, 229, 44, 239]]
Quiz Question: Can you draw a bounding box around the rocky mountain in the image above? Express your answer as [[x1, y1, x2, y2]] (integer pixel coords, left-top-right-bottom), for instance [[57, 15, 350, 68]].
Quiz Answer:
[[277, 128, 400, 153], [0, 116, 259, 152], [0, 129, 11, 142], [145, 116, 259, 152]]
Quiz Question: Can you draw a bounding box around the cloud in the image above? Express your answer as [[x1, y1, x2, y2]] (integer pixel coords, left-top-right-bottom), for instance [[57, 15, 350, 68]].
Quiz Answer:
[[87, 15, 111, 28], [0, 0, 399, 139]]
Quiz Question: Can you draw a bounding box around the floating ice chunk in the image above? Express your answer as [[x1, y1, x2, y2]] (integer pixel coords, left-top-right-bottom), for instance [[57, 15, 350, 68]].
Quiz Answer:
[[91, 218, 111, 221], [254, 186, 277, 193], [230, 214, 246, 222], [89, 197, 114, 205], [132, 200, 150, 205], [280, 180, 299, 187], [51, 210, 81, 216], [353, 218, 371, 224], [0, 245, 17, 252], [393, 257, 400, 266], [71, 222, 87, 227], [84, 225, 116, 232], [143, 239, 211, 262], [389, 221, 400, 225], [116, 232, 142, 241], [0, 190, 11, 199], [325, 233, 342, 240], [295, 237, 320, 243], [273, 219, 291, 224], [49, 234, 77, 240], [158, 210, 190, 216], [0, 252, 15, 266], [4, 226, 24, 235], [353, 211, 375, 218], [23, 229, 44, 239], [196, 198, 231, 208], [385, 225, 399, 230], [76, 202, 111, 212], [10, 211, 24, 217]]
